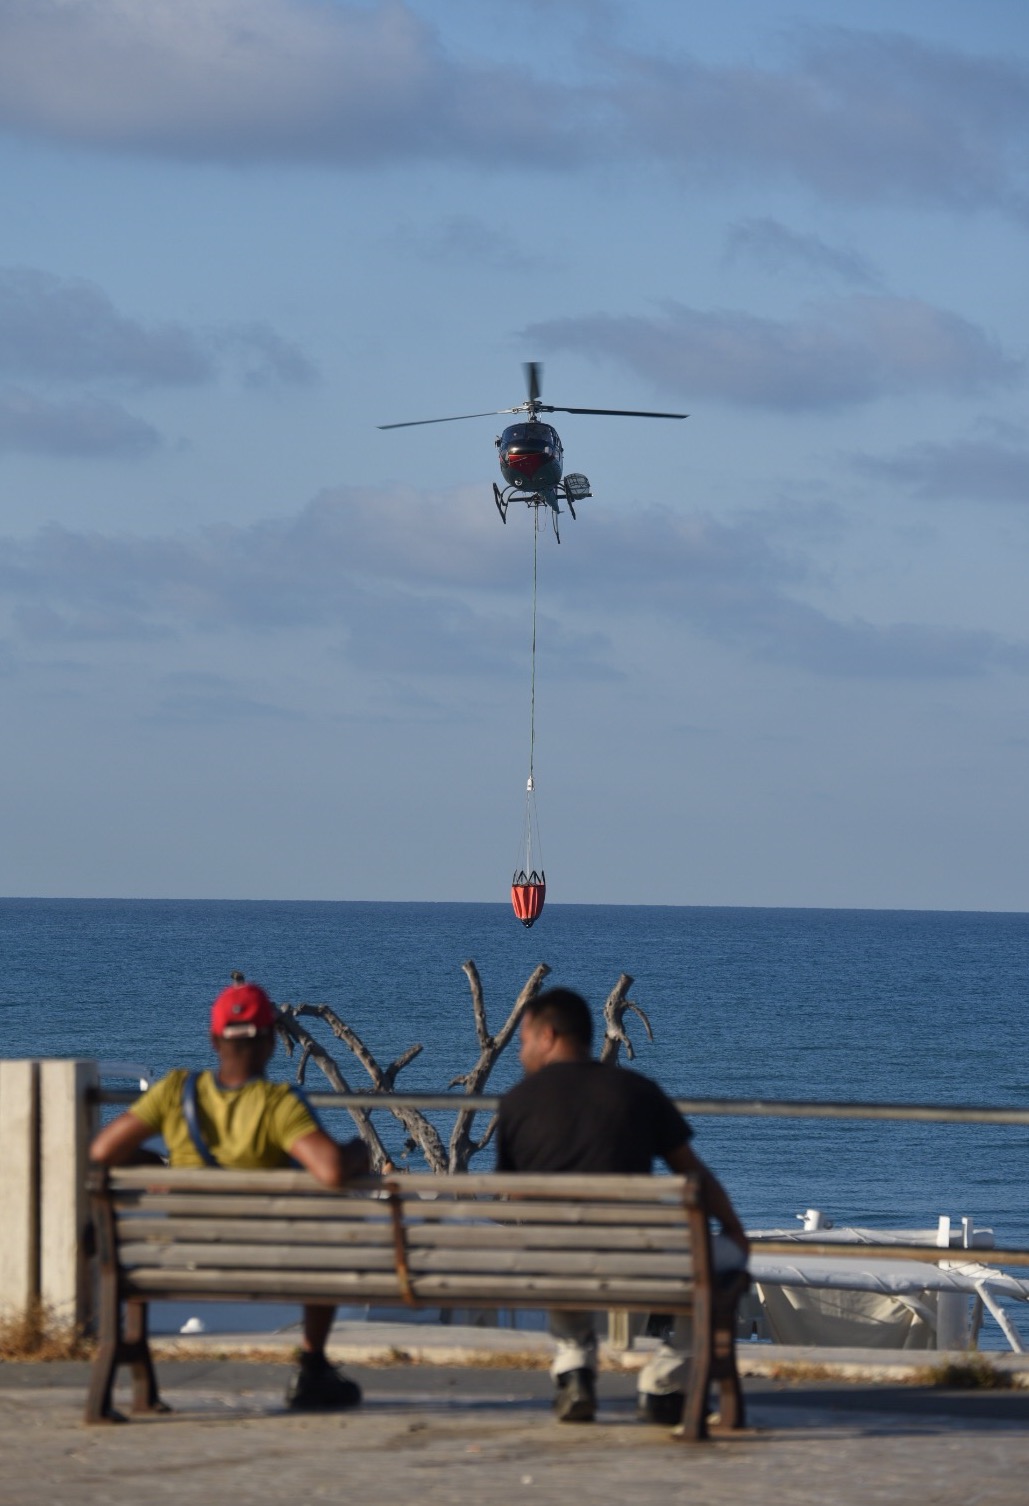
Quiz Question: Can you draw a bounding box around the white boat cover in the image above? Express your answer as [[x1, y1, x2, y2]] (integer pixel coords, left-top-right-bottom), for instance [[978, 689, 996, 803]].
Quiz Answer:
[[747, 1226, 1029, 1351]]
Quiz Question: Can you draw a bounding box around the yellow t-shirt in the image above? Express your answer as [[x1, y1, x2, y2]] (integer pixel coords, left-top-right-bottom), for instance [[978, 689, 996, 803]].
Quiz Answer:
[[130, 1068, 319, 1169]]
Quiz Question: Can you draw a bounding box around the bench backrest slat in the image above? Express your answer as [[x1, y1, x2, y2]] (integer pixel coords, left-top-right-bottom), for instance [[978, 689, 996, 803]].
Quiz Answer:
[[116, 1216, 690, 1252], [117, 1239, 695, 1280], [107, 1168, 696, 1202], [121, 1267, 696, 1310], [113, 1195, 689, 1227]]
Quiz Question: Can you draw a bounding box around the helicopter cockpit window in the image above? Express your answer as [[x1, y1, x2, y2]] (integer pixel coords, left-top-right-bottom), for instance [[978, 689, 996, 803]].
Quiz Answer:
[[505, 424, 556, 448]]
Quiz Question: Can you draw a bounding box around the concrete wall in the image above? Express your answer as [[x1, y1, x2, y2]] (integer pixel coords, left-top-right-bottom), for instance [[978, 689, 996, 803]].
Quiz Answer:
[[0, 1059, 98, 1331]]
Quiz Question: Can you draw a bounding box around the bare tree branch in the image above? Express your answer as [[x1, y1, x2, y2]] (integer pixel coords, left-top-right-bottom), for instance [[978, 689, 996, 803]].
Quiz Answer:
[[467, 1112, 499, 1159], [297, 1040, 313, 1084], [464, 960, 491, 1051], [382, 1043, 424, 1090]]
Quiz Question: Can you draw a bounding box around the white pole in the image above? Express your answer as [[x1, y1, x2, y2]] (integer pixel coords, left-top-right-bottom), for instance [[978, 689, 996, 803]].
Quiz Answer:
[[39, 1060, 99, 1331], [0, 1060, 39, 1319]]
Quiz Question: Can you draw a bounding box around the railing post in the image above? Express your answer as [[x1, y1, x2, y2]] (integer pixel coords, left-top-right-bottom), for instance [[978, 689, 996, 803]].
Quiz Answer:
[[0, 1060, 40, 1320], [39, 1060, 100, 1334]]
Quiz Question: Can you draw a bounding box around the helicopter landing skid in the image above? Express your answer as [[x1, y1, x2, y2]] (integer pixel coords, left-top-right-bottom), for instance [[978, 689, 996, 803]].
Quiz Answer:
[[494, 484, 573, 542]]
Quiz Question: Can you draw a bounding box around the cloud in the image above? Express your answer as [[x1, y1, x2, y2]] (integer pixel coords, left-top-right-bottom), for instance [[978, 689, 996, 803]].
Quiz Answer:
[[610, 26, 1029, 213], [560, 505, 1029, 678], [0, 0, 583, 166], [391, 215, 545, 274], [526, 295, 1021, 410], [0, 486, 1025, 684], [854, 436, 1029, 503], [731, 602, 1029, 679], [0, 267, 211, 385], [215, 322, 319, 389], [0, 267, 318, 392], [3, 9, 1027, 216], [0, 386, 160, 457], [723, 218, 882, 287], [150, 672, 300, 723]]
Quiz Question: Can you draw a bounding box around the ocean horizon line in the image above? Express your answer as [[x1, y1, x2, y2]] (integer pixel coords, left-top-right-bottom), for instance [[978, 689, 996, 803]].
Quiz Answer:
[[1, 895, 1027, 917]]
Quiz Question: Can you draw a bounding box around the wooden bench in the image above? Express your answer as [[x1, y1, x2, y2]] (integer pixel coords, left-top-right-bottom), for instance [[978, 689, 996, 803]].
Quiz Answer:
[[86, 1167, 748, 1439]]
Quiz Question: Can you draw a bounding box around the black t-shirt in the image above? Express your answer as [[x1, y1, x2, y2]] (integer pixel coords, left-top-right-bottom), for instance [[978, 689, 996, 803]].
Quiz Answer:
[[496, 1060, 692, 1174]]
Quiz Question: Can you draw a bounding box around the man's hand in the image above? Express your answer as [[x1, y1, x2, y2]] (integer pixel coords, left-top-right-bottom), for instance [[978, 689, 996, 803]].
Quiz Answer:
[[341, 1136, 372, 1179], [291, 1130, 372, 1188], [666, 1142, 749, 1256]]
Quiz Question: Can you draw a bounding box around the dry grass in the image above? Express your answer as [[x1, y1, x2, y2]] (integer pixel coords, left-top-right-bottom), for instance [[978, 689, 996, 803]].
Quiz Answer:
[[762, 1354, 1017, 1391], [0, 1301, 94, 1362], [150, 1341, 553, 1370], [913, 1356, 1014, 1390], [764, 1362, 844, 1384]]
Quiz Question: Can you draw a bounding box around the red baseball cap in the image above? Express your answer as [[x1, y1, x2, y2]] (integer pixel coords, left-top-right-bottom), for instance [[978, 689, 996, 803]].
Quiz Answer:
[[210, 982, 277, 1038]]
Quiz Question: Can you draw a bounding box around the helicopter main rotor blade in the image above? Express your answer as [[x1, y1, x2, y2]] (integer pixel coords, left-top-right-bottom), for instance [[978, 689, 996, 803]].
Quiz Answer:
[[378, 408, 520, 430], [541, 406, 688, 419], [525, 361, 542, 405]]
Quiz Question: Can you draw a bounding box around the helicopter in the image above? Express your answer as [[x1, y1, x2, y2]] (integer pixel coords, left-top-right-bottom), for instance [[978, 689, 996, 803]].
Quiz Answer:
[[379, 362, 687, 542]]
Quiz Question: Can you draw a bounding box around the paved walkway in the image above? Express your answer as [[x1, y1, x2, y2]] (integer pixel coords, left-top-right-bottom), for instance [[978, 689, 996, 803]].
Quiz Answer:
[[3, 1342, 1029, 1506]]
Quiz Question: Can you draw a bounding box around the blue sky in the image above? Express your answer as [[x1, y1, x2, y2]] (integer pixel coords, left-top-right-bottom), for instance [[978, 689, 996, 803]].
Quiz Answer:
[[2, 0, 1029, 909]]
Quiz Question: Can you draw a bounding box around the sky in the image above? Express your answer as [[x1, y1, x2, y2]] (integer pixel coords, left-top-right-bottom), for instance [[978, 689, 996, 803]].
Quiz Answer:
[[2, 0, 1029, 909]]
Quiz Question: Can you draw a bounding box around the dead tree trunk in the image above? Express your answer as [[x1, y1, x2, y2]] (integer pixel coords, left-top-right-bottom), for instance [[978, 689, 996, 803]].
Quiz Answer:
[[599, 973, 653, 1064], [446, 961, 550, 1171], [275, 1008, 397, 1170], [277, 1004, 447, 1171]]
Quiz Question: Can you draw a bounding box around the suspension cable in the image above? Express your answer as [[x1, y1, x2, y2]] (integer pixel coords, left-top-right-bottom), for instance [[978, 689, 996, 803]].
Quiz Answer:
[[528, 506, 539, 790]]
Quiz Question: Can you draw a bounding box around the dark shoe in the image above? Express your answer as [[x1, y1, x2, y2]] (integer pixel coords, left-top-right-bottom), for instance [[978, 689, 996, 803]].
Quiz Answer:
[[637, 1390, 685, 1426], [286, 1354, 362, 1411], [554, 1368, 595, 1423]]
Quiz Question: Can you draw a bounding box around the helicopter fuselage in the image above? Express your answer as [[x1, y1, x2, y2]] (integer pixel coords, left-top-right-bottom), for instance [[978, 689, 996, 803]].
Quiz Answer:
[[496, 421, 563, 493]]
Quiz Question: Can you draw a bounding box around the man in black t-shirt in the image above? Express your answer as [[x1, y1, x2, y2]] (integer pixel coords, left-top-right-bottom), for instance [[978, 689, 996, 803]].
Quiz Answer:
[[497, 987, 748, 1426]]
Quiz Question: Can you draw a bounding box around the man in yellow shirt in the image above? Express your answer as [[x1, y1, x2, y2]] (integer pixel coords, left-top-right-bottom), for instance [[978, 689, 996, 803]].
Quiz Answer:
[[90, 980, 369, 1411]]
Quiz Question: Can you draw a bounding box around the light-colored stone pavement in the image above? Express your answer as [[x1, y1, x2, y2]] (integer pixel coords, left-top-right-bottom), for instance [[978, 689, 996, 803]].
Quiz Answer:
[[2, 1351, 1029, 1506]]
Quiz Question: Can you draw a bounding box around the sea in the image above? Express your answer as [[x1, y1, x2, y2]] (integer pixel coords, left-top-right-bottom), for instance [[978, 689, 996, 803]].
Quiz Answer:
[[4, 899, 1028, 1341]]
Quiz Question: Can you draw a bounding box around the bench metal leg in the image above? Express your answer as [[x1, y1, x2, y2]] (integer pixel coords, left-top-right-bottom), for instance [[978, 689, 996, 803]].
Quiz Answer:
[[125, 1300, 168, 1415], [84, 1295, 167, 1425], [85, 1332, 121, 1425], [678, 1289, 711, 1442], [674, 1273, 749, 1442], [85, 1256, 123, 1424], [710, 1273, 749, 1433]]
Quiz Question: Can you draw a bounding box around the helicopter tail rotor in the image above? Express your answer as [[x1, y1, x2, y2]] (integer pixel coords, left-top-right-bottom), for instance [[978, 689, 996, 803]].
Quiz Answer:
[[524, 361, 542, 407]]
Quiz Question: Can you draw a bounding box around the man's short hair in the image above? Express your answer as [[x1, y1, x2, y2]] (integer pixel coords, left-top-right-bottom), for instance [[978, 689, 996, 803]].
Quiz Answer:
[[523, 987, 593, 1050]]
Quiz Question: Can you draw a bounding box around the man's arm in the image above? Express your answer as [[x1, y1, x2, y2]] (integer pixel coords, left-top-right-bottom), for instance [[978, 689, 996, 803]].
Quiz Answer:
[[289, 1130, 371, 1189], [666, 1142, 750, 1254], [90, 1112, 156, 1166]]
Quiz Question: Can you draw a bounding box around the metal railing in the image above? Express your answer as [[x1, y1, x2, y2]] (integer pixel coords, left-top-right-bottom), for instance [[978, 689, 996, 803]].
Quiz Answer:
[[95, 1085, 1029, 1125]]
